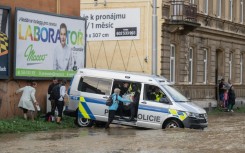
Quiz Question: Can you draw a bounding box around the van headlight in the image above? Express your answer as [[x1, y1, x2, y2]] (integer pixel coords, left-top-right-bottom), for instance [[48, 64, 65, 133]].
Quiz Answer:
[[186, 112, 199, 118]]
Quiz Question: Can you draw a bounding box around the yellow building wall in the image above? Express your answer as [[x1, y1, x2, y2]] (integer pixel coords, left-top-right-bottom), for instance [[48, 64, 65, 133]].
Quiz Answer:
[[81, 0, 163, 75]]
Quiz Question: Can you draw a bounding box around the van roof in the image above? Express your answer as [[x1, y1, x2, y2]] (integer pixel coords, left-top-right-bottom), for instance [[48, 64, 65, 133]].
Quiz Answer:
[[77, 68, 170, 85]]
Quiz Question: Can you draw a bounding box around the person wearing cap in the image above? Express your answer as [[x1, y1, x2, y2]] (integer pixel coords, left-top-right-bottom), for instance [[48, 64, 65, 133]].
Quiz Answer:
[[105, 88, 132, 129]]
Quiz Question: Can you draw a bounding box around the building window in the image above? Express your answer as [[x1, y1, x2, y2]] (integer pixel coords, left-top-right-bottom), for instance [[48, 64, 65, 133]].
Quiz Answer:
[[240, 54, 243, 84], [190, 0, 195, 4], [188, 47, 193, 84], [204, 0, 209, 15], [203, 49, 207, 84], [229, 0, 233, 21], [217, 0, 222, 18], [229, 52, 233, 80], [170, 44, 175, 83], [241, 0, 244, 23]]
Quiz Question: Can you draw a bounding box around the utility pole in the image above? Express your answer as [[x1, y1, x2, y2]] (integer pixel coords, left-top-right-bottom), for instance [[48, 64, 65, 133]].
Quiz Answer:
[[152, 0, 157, 75]]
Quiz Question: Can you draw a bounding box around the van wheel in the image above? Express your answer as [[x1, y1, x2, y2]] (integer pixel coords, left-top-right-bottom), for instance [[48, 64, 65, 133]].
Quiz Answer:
[[163, 119, 182, 129], [77, 117, 94, 127]]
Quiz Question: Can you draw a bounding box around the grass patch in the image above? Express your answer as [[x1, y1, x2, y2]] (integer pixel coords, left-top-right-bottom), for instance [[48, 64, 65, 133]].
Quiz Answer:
[[0, 115, 77, 134], [208, 106, 245, 115]]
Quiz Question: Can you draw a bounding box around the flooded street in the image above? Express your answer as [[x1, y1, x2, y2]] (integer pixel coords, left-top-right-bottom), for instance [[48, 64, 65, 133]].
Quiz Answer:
[[0, 113, 244, 153]]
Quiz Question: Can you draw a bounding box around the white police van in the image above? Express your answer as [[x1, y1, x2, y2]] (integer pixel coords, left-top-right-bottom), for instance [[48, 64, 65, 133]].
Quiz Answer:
[[64, 68, 208, 129]]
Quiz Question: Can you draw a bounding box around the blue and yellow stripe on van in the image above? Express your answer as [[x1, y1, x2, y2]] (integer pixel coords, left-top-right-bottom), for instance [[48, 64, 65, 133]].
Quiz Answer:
[[139, 105, 187, 121], [78, 96, 96, 120], [169, 109, 187, 121]]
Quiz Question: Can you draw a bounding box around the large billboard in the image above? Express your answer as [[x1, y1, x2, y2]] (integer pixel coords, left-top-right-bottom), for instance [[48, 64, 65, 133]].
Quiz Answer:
[[0, 6, 10, 79], [81, 8, 140, 41], [14, 8, 86, 79]]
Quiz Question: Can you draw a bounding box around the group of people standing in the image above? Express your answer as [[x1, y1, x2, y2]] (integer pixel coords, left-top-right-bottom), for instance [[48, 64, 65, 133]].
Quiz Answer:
[[219, 78, 236, 112], [16, 78, 67, 123], [48, 78, 67, 124]]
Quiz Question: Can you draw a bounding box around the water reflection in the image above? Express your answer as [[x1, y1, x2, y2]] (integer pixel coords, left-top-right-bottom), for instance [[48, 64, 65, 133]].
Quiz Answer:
[[106, 127, 136, 136], [0, 114, 244, 153]]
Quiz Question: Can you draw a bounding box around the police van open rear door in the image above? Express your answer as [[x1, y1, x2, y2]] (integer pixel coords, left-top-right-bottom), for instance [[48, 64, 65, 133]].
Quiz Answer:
[[77, 76, 112, 124]]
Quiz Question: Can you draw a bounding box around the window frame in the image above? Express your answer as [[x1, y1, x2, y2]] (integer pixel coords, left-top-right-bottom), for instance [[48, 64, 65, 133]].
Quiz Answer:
[[204, 0, 209, 15], [203, 49, 208, 84], [170, 44, 176, 83], [241, 0, 244, 23], [229, 52, 233, 80], [79, 76, 112, 95], [143, 84, 168, 103], [240, 54, 243, 84], [217, 0, 222, 18], [229, 0, 233, 21], [188, 47, 193, 84]]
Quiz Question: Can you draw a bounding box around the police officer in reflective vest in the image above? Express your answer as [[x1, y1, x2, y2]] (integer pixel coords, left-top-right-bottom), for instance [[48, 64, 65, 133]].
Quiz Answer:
[[153, 88, 163, 102]]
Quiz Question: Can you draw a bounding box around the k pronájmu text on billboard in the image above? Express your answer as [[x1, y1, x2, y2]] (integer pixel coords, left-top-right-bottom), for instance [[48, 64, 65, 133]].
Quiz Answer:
[[15, 9, 86, 78], [81, 8, 140, 41], [0, 6, 10, 79]]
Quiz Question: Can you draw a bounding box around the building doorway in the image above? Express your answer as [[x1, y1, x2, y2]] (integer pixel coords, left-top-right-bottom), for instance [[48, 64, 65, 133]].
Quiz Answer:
[[215, 49, 224, 100]]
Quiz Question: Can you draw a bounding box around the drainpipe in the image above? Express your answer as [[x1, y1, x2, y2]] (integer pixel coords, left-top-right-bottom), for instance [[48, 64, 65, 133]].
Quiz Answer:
[[152, 0, 157, 75], [57, 0, 60, 14]]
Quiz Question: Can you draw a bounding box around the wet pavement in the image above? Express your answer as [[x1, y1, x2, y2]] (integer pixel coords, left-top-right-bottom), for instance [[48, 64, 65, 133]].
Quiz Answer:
[[0, 113, 244, 153]]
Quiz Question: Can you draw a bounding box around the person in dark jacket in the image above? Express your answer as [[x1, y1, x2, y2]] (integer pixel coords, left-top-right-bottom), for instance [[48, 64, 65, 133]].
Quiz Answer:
[[228, 86, 236, 112], [128, 83, 140, 121], [48, 77, 58, 117], [55, 79, 67, 124], [219, 78, 225, 107]]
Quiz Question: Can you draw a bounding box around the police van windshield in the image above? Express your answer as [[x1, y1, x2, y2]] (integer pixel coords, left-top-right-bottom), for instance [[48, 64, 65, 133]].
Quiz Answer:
[[162, 85, 188, 102]]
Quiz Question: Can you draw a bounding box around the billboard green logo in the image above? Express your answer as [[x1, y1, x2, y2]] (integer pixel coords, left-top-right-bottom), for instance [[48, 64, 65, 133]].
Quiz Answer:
[[24, 44, 47, 62]]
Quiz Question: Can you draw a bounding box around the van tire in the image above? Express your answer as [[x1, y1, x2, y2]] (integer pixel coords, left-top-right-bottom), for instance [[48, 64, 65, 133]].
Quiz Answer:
[[77, 117, 94, 127], [163, 119, 183, 129]]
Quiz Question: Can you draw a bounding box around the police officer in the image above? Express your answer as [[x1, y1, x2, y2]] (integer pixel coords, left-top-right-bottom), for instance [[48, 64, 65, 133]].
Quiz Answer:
[[128, 83, 140, 121], [151, 87, 163, 102]]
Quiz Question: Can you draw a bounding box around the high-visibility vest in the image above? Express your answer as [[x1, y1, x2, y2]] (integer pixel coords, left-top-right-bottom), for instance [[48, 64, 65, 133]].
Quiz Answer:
[[155, 93, 163, 102]]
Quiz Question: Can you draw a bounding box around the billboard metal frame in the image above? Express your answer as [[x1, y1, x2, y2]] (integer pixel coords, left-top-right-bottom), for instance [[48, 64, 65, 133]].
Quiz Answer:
[[14, 7, 87, 80], [0, 5, 11, 79]]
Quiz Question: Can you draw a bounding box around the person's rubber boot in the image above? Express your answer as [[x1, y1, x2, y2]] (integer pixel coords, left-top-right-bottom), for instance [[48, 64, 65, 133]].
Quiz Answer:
[[129, 116, 136, 122]]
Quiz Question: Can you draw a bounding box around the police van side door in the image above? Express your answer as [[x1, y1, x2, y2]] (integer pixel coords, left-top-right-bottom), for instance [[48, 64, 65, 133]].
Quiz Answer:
[[137, 84, 170, 129], [78, 77, 112, 122]]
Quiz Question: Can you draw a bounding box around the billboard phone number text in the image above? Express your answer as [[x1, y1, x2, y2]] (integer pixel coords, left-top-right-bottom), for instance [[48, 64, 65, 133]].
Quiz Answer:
[[115, 27, 137, 37]]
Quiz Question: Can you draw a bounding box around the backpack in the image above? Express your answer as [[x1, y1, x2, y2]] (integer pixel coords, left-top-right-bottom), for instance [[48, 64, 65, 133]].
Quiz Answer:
[[51, 84, 61, 100], [48, 83, 56, 100], [106, 94, 117, 106]]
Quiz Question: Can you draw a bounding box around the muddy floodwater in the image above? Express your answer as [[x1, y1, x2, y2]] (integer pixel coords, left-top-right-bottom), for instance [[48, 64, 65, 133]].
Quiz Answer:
[[0, 113, 244, 153]]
